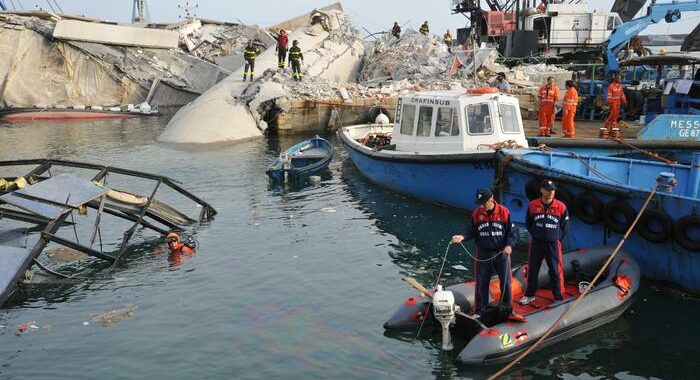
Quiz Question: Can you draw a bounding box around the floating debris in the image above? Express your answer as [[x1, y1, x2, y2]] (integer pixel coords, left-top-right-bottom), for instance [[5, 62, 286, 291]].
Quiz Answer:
[[320, 207, 336, 213], [45, 247, 89, 264], [16, 321, 38, 336], [90, 305, 136, 326]]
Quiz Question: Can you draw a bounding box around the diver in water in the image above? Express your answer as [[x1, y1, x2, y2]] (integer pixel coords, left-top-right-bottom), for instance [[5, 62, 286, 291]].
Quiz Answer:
[[165, 232, 197, 266]]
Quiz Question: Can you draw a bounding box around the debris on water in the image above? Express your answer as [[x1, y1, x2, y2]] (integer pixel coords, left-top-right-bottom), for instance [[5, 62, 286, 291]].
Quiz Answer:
[[83, 321, 90, 326], [45, 247, 89, 264], [320, 207, 336, 213], [90, 305, 136, 326], [292, 255, 298, 259], [451, 265, 469, 271], [16, 321, 38, 336], [309, 176, 322, 183]]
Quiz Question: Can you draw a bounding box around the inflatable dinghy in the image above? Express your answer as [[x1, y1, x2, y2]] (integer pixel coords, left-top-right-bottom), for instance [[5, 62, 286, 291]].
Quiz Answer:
[[384, 247, 640, 364]]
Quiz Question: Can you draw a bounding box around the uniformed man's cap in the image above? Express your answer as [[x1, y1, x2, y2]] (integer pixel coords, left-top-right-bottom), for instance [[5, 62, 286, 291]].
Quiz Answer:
[[540, 179, 557, 190], [474, 189, 493, 205]]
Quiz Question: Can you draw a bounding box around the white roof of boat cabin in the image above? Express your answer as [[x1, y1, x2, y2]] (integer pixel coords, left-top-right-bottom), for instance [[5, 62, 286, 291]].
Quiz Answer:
[[406, 91, 464, 98], [401, 91, 513, 102]]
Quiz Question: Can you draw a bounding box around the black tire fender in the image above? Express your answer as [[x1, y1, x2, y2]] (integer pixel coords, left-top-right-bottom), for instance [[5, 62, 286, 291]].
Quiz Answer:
[[674, 215, 700, 251], [603, 200, 636, 234], [636, 209, 673, 243], [574, 192, 604, 225], [556, 187, 574, 216], [525, 178, 541, 201]]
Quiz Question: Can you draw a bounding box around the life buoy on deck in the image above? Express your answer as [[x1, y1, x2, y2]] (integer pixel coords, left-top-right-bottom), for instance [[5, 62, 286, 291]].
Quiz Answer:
[[574, 192, 604, 225], [603, 200, 636, 234], [636, 209, 673, 243], [468, 87, 499, 95], [674, 215, 700, 251]]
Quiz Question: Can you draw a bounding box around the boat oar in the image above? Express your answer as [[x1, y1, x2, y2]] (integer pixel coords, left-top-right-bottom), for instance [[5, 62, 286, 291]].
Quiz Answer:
[[403, 276, 434, 296]]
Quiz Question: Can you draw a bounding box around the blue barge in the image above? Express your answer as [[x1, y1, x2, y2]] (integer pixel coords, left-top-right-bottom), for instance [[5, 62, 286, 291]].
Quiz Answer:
[[495, 149, 700, 292]]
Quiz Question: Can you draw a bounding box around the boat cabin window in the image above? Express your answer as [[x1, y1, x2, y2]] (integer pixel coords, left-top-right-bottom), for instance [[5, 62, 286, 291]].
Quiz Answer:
[[499, 103, 520, 133], [416, 106, 433, 137], [400, 104, 416, 135], [607, 16, 615, 30], [465, 103, 492, 135], [435, 107, 459, 137]]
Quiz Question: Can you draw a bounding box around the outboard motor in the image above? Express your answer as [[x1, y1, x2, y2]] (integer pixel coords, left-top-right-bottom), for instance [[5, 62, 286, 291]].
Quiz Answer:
[[432, 285, 459, 351], [279, 153, 291, 182]]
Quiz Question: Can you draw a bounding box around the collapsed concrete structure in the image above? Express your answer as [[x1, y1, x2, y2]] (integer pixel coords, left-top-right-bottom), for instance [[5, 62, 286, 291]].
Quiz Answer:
[[165, 18, 275, 72], [0, 11, 271, 110], [158, 4, 365, 143]]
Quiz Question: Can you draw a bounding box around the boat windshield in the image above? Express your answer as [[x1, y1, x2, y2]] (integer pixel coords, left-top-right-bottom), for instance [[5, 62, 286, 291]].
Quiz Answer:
[[499, 103, 520, 133], [400, 104, 416, 135], [466, 103, 492, 135], [435, 107, 459, 136], [416, 106, 433, 137]]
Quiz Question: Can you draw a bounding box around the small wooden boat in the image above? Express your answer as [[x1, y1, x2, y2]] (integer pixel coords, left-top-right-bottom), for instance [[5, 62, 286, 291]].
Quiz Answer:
[[266, 136, 333, 183]]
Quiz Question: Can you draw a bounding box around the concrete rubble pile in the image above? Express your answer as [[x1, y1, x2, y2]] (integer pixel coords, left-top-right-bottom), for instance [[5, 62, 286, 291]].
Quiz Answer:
[[171, 19, 275, 71], [360, 30, 454, 82], [0, 12, 231, 109], [159, 4, 366, 144]]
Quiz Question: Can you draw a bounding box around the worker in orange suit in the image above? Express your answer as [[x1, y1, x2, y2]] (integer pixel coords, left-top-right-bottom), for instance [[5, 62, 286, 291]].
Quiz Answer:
[[538, 76, 560, 137], [605, 76, 627, 131], [562, 80, 578, 138]]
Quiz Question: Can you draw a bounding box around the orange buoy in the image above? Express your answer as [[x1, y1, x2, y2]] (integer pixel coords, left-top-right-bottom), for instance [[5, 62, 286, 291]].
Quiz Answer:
[[468, 87, 499, 95]]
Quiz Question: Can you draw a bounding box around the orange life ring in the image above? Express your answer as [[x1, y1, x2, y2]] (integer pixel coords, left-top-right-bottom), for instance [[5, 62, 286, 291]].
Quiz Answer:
[[468, 87, 499, 95]]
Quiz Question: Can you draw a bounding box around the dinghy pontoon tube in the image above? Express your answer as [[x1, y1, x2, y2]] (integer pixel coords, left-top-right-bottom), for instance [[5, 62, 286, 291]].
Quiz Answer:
[[384, 247, 640, 364]]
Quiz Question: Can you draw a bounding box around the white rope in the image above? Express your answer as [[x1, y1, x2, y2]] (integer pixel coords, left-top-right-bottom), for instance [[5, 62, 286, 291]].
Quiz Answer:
[[458, 242, 503, 262]]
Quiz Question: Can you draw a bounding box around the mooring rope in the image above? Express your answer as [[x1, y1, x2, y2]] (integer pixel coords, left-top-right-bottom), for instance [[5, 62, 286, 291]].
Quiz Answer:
[[487, 187, 657, 380], [609, 137, 676, 165]]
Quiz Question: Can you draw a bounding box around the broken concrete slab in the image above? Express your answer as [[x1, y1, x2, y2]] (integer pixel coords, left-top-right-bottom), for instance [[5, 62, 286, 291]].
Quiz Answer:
[[158, 5, 364, 144], [53, 20, 179, 49]]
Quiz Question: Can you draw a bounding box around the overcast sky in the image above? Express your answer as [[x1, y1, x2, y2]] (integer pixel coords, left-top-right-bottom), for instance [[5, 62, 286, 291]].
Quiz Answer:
[[10, 0, 700, 35]]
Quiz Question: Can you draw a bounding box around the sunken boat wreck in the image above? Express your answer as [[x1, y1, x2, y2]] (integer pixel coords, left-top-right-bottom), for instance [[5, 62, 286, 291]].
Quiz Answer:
[[0, 159, 216, 307]]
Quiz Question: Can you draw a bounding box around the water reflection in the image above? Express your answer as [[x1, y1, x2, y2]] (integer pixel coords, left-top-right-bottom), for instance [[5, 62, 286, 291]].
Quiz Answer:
[[340, 158, 474, 286]]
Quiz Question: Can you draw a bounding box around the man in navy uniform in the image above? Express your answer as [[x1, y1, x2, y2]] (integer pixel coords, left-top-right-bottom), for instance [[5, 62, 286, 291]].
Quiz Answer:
[[520, 179, 569, 305], [452, 189, 516, 317]]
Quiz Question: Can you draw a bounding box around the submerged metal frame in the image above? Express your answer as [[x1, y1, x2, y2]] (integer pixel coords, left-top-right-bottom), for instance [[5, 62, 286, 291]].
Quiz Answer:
[[0, 158, 217, 306]]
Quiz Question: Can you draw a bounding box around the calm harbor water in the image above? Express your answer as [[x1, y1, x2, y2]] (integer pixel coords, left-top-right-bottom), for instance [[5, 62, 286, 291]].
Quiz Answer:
[[0, 118, 698, 379]]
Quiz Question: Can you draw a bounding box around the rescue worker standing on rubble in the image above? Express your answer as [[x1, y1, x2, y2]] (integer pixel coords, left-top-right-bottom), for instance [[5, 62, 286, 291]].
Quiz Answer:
[[519, 179, 569, 305], [243, 40, 259, 82], [493, 73, 511, 94], [451, 189, 516, 317], [562, 80, 579, 138], [605, 75, 627, 134], [288, 40, 304, 82], [537, 76, 560, 136], [443, 29, 453, 53], [276, 29, 289, 70], [392, 21, 401, 39], [420, 21, 429, 36]]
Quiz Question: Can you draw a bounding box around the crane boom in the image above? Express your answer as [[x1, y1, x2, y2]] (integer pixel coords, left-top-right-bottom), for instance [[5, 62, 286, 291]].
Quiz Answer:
[[605, 0, 700, 74]]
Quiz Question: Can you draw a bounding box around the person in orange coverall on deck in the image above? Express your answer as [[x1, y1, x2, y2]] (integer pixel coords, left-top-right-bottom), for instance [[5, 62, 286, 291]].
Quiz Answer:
[[562, 80, 579, 138], [538, 76, 560, 137], [605, 76, 627, 131]]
